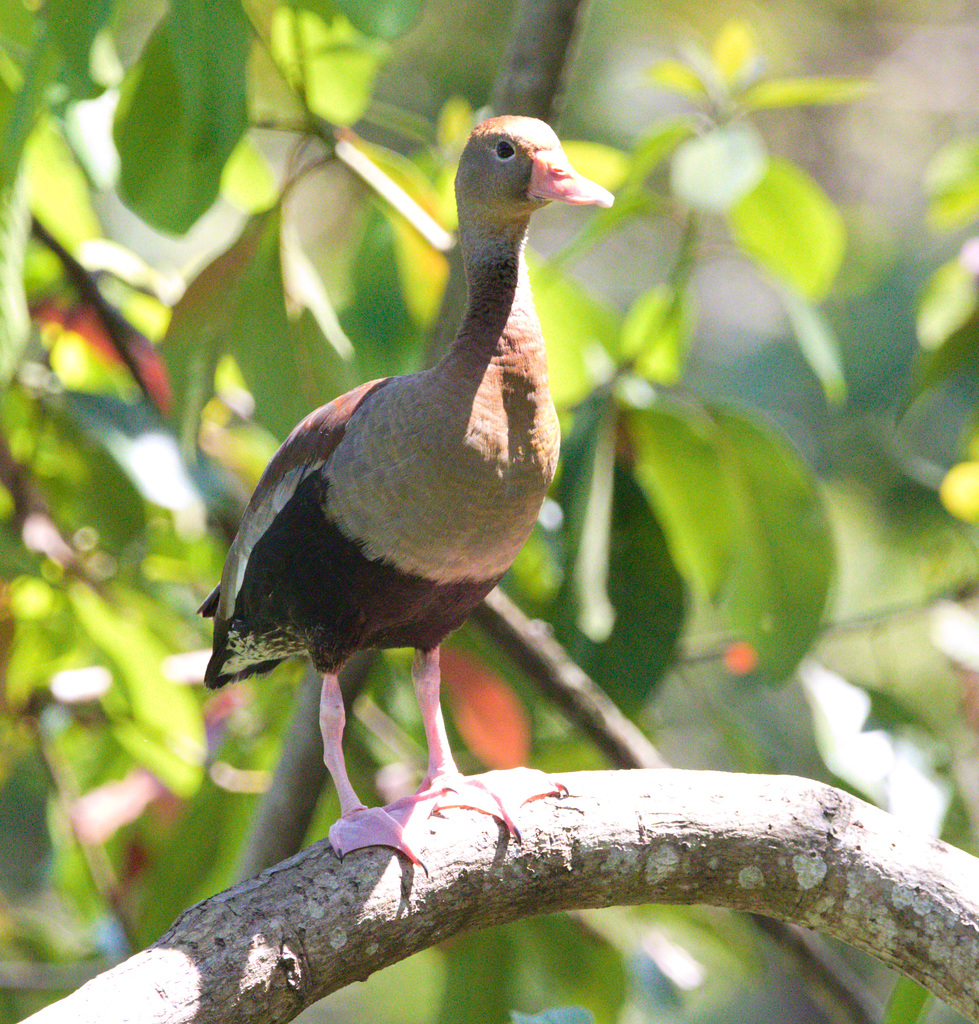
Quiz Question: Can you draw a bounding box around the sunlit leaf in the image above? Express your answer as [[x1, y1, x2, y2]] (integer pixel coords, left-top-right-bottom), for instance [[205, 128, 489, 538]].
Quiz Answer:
[[69, 585, 205, 796], [670, 125, 768, 213], [114, 0, 248, 233], [923, 137, 979, 229], [270, 6, 387, 126], [778, 284, 846, 403], [741, 75, 869, 110], [0, 171, 29, 387], [620, 284, 691, 384], [297, 0, 421, 40], [939, 462, 979, 524], [917, 258, 978, 350], [730, 158, 845, 299], [437, 95, 473, 149], [221, 135, 278, 214], [884, 977, 931, 1024], [529, 262, 619, 409], [909, 310, 979, 400], [646, 59, 706, 101], [561, 141, 630, 193], [61, 391, 206, 512], [630, 405, 732, 600], [712, 21, 759, 89], [623, 119, 696, 192], [24, 120, 101, 248]]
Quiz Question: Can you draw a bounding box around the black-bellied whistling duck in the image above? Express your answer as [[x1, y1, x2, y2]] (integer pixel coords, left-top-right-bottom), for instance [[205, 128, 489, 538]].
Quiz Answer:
[[199, 116, 614, 865]]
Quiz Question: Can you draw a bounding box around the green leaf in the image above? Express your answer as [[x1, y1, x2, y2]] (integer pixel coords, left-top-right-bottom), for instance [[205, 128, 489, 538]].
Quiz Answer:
[[440, 927, 516, 1024], [623, 119, 696, 191], [646, 59, 706, 100], [713, 409, 833, 680], [221, 135, 279, 214], [114, 0, 248, 233], [167, 208, 350, 443], [741, 75, 869, 110], [730, 158, 845, 299], [909, 310, 979, 400], [632, 404, 832, 680], [1, 25, 56, 188], [917, 258, 978, 350], [670, 125, 768, 214], [270, 6, 387, 125], [924, 137, 979, 229], [45, 0, 114, 99], [69, 585, 205, 796], [630, 405, 733, 600], [884, 977, 930, 1024], [60, 391, 205, 511], [712, 21, 759, 89], [0, 170, 29, 387], [529, 262, 620, 409], [24, 120, 102, 249], [298, 0, 422, 40], [512, 915, 625, 1024], [554, 399, 686, 712], [620, 284, 691, 384], [560, 141, 629, 193], [778, 284, 846, 403]]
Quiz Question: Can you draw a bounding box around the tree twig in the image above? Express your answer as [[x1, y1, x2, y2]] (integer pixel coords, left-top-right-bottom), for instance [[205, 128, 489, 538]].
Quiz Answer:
[[473, 588, 667, 770], [21, 771, 979, 1024]]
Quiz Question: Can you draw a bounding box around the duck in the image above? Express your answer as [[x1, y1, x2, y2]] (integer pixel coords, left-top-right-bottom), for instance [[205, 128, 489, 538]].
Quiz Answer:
[[199, 116, 614, 865]]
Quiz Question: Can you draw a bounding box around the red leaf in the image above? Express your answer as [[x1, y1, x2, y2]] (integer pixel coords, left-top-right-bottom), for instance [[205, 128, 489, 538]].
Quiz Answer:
[[439, 647, 530, 770]]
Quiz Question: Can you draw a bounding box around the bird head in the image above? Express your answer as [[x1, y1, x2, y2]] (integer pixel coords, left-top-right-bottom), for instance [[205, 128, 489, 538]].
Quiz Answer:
[[455, 116, 614, 229]]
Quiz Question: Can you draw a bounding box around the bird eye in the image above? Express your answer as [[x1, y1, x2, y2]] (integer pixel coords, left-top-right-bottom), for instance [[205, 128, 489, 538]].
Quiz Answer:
[[494, 140, 516, 160]]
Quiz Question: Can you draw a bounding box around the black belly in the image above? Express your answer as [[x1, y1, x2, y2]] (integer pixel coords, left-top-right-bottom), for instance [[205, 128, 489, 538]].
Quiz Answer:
[[226, 472, 501, 677]]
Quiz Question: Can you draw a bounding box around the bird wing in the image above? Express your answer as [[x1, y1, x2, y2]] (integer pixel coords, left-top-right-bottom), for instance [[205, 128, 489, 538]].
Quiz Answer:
[[199, 376, 392, 625]]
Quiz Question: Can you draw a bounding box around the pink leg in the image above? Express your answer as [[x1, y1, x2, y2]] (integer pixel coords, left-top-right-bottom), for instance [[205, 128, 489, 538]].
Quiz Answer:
[[319, 672, 426, 866], [412, 648, 460, 788], [410, 648, 567, 838]]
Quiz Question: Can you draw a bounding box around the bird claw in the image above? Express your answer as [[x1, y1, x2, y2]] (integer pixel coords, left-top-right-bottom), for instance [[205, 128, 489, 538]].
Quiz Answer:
[[424, 767, 566, 841], [329, 804, 433, 872]]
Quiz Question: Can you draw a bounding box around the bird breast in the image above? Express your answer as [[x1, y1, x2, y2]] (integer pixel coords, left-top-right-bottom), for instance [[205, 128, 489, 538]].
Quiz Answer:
[[324, 368, 559, 585]]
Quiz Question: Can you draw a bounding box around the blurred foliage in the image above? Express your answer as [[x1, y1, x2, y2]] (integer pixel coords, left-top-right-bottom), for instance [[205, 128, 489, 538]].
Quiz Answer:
[[0, 2, 977, 1024]]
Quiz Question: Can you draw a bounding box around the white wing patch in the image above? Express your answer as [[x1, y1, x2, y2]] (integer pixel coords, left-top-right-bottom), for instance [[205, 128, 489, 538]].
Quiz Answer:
[[219, 459, 325, 619]]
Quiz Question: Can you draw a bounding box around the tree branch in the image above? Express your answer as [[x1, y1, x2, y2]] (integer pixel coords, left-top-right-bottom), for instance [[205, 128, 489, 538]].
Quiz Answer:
[[473, 588, 668, 770], [22, 771, 979, 1024]]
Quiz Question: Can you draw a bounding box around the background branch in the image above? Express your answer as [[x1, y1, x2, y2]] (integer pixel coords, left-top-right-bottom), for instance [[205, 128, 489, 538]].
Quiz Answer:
[[22, 771, 979, 1024]]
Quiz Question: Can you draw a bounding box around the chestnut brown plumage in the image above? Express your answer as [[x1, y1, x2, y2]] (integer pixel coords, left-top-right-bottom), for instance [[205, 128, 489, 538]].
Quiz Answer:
[[200, 116, 613, 863]]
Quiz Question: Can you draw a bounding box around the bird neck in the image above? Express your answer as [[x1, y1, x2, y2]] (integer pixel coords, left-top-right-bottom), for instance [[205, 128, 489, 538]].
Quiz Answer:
[[447, 215, 544, 373]]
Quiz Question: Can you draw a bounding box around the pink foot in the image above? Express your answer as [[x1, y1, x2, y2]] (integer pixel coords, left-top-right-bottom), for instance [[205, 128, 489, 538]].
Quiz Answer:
[[329, 800, 438, 870], [426, 767, 567, 841]]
